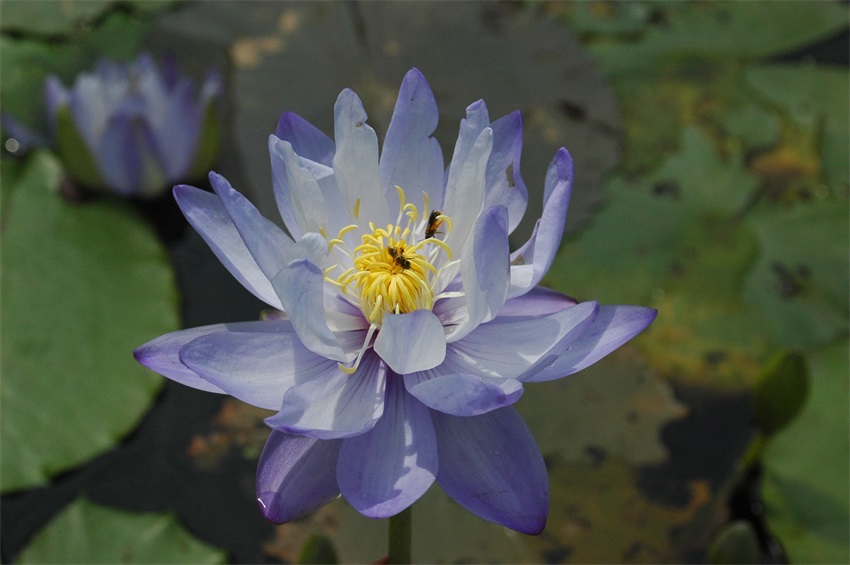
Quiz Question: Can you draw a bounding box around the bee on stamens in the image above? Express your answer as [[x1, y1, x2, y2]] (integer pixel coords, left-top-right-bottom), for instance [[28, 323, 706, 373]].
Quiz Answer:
[[387, 246, 411, 269], [425, 209, 444, 239]]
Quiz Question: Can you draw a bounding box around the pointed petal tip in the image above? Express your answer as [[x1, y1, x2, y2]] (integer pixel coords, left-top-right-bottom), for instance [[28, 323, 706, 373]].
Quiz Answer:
[[257, 491, 284, 523], [554, 147, 574, 179]]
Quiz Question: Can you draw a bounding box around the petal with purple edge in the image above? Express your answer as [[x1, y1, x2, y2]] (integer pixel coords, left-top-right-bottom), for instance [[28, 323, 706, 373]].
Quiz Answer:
[[450, 301, 598, 380], [178, 323, 337, 411], [332, 89, 390, 226], [433, 407, 548, 535], [445, 205, 510, 342], [508, 148, 574, 299], [485, 111, 528, 234], [379, 68, 444, 215], [337, 376, 437, 518], [209, 171, 292, 281], [257, 431, 342, 523], [265, 351, 386, 439], [173, 185, 284, 309], [524, 305, 658, 382], [94, 112, 146, 195], [374, 310, 446, 374], [275, 111, 335, 166], [271, 259, 348, 362], [405, 373, 524, 416]]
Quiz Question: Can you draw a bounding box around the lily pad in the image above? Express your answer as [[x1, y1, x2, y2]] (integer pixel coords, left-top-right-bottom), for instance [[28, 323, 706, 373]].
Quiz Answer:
[[743, 199, 849, 348], [15, 497, 227, 564], [745, 64, 850, 194], [0, 151, 178, 491], [550, 127, 767, 388], [761, 343, 850, 564], [586, 2, 849, 74], [519, 351, 687, 466]]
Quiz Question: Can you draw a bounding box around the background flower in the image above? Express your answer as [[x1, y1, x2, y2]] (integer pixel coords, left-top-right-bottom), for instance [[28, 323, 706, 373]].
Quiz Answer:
[[135, 68, 656, 534]]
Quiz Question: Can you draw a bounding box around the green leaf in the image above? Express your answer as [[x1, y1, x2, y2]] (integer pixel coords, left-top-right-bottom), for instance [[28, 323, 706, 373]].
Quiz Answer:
[[708, 520, 761, 565], [743, 200, 849, 348], [745, 64, 850, 195], [753, 351, 809, 437], [15, 497, 227, 564], [588, 2, 849, 75], [54, 105, 106, 189], [761, 343, 850, 564], [297, 533, 339, 565], [551, 127, 766, 387], [0, 0, 113, 35], [0, 151, 179, 491]]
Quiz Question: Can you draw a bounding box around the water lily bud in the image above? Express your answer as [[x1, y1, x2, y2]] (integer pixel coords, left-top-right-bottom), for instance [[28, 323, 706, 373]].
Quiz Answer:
[[45, 53, 221, 197]]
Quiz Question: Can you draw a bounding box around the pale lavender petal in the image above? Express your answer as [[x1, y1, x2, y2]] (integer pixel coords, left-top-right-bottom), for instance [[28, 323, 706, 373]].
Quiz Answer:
[[450, 301, 599, 380], [379, 68, 444, 215], [275, 111, 335, 166], [256, 431, 341, 523], [44, 75, 69, 128], [265, 351, 386, 439], [374, 310, 446, 374], [154, 77, 200, 179], [68, 74, 109, 150], [508, 148, 574, 299], [173, 185, 284, 309], [445, 205, 510, 342], [497, 286, 578, 317], [485, 111, 528, 234], [524, 305, 658, 382], [405, 373, 524, 416], [332, 89, 390, 226], [209, 171, 292, 281], [271, 260, 348, 362], [337, 376, 437, 518], [178, 323, 336, 410], [443, 108, 493, 253], [433, 407, 548, 534], [269, 136, 330, 240]]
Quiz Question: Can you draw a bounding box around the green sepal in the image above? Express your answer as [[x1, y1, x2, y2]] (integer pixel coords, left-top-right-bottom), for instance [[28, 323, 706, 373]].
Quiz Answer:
[[297, 533, 339, 565], [54, 104, 106, 190], [708, 520, 761, 564], [187, 101, 220, 180], [753, 351, 810, 437]]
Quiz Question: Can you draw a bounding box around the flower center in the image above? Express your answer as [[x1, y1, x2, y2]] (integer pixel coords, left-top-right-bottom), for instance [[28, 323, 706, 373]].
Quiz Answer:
[[324, 187, 453, 326]]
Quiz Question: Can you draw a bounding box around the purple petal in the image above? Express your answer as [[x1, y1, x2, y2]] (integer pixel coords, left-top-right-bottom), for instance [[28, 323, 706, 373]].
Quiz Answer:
[[405, 373, 523, 416], [173, 184, 284, 309], [178, 323, 337, 410], [154, 77, 201, 179], [374, 310, 446, 374], [271, 260, 348, 362], [265, 350, 386, 439], [208, 171, 292, 280], [134, 324, 231, 393], [337, 376, 437, 518], [379, 68, 444, 216], [433, 407, 548, 534], [275, 111, 335, 166], [485, 111, 528, 234], [44, 75, 69, 129], [332, 89, 390, 226], [446, 205, 510, 342], [94, 112, 146, 195], [497, 286, 578, 317], [524, 305, 658, 382], [449, 301, 598, 380], [508, 148, 574, 299], [257, 431, 341, 523]]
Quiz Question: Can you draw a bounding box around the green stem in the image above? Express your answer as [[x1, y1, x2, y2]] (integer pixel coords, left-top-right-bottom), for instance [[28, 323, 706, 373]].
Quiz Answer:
[[387, 506, 412, 564]]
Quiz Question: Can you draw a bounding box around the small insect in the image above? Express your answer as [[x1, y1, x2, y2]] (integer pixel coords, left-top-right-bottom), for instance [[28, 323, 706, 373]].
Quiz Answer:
[[425, 209, 444, 239], [387, 246, 411, 269]]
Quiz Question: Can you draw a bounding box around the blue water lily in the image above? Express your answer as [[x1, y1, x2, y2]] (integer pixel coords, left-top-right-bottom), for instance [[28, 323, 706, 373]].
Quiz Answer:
[[7, 53, 221, 197], [135, 68, 656, 534]]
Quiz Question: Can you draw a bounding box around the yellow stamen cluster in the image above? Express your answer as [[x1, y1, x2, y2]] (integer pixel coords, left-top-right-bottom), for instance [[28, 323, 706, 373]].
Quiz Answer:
[[324, 187, 452, 326]]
